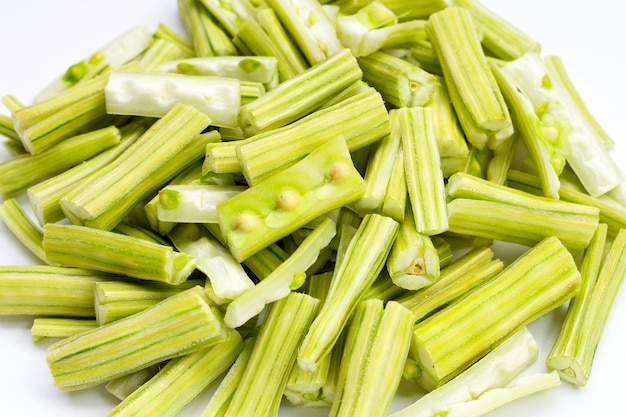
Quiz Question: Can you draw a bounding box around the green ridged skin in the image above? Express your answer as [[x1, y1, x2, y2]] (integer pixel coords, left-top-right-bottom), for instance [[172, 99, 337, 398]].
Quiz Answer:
[[240, 49, 362, 135], [43, 223, 197, 285], [46, 286, 226, 391], [0, 266, 114, 317]]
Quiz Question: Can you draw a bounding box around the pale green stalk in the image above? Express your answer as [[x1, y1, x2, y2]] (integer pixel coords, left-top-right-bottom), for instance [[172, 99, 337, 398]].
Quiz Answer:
[[507, 170, 626, 238], [547, 226, 626, 386], [224, 292, 320, 417], [0, 266, 114, 317], [224, 217, 335, 328], [105, 330, 243, 417], [411, 236, 581, 391], [31, 318, 98, 342], [94, 279, 204, 325], [398, 107, 448, 235], [177, 0, 237, 57], [60, 103, 212, 230], [396, 247, 503, 324], [157, 184, 245, 224], [27, 123, 145, 225], [390, 327, 539, 417], [236, 88, 389, 185], [452, 0, 541, 60], [446, 172, 600, 253], [427, 7, 513, 150], [168, 223, 255, 303], [0, 198, 46, 263], [357, 51, 439, 108], [387, 206, 440, 290], [298, 214, 399, 372], [43, 223, 197, 285], [330, 299, 413, 417], [46, 286, 226, 391], [0, 125, 121, 197], [217, 136, 364, 262], [239, 49, 362, 135]]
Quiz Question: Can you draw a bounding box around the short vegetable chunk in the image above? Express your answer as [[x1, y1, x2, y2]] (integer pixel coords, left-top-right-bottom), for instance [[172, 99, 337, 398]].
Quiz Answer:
[[43, 223, 197, 285], [216, 135, 366, 262], [410, 236, 581, 391], [46, 286, 226, 391]]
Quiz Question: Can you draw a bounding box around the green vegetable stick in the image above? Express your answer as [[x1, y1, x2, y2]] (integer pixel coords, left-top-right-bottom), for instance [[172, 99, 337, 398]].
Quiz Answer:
[[31, 318, 98, 342], [46, 286, 226, 391], [60, 103, 212, 230], [298, 213, 399, 372], [94, 279, 204, 325], [446, 172, 600, 253], [105, 330, 243, 417], [411, 236, 581, 391], [239, 48, 362, 135], [27, 122, 145, 226], [398, 107, 448, 235], [0, 125, 121, 197], [547, 226, 626, 386], [43, 223, 197, 285], [217, 135, 365, 262], [330, 299, 413, 417], [427, 6, 513, 150], [0, 266, 115, 317], [507, 169, 626, 238], [224, 292, 320, 417]]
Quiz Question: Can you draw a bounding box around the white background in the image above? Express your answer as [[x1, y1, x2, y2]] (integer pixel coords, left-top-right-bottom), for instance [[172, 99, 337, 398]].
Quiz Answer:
[[0, 1, 625, 416]]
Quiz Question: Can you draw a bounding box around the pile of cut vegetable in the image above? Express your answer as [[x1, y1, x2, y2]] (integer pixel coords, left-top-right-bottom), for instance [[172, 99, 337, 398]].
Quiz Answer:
[[1, 0, 625, 416]]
